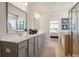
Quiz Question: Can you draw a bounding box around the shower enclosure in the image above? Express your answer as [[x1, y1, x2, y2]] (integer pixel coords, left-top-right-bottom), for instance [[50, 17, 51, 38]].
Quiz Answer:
[[68, 2, 79, 56]]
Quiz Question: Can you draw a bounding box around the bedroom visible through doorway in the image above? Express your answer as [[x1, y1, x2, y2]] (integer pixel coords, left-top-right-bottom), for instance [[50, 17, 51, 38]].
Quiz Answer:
[[49, 19, 59, 42]]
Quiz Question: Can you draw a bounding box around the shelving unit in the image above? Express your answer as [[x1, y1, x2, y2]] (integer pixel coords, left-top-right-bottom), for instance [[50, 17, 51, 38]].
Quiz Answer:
[[61, 18, 68, 30]]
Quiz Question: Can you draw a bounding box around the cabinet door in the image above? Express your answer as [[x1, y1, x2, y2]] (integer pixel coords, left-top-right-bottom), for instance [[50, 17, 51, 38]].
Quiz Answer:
[[0, 41, 1, 57], [28, 38, 34, 57], [1, 42, 17, 57], [18, 47, 26, 57], [38, 35, 42, 48], [18, 41, 26, 57], [35, 37, 38, 56], [28, 43, 34, 57]]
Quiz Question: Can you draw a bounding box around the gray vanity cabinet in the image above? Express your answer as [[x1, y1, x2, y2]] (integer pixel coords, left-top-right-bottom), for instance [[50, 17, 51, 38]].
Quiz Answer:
[[1, 41, 17, 57], [0, 41, 1, 57], [0, 33, 46, 57], [28, 38, 34, 57], [1, 41, 27, 57]]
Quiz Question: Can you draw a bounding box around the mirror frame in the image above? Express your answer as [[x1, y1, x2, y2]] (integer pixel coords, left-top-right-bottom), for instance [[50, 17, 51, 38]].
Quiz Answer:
[[6, 2, 27, 33]]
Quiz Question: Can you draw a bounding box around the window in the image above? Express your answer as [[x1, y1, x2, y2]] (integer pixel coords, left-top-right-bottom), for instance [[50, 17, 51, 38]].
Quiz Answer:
[[49, 20, 59, 33], [17, 21, 24, 30]]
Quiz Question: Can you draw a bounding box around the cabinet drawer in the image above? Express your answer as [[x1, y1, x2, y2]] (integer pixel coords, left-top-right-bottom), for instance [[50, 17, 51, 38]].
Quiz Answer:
[[28, 38, 34, 44], [18, 41, 26, 49]]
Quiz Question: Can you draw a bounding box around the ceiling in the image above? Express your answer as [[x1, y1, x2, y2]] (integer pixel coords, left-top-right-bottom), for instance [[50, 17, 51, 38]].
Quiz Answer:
[[28, 2, 75, 12]]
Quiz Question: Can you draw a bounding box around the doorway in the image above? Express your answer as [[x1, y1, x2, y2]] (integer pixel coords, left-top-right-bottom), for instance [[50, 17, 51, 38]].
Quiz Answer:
[[49, 18, 59, 42]]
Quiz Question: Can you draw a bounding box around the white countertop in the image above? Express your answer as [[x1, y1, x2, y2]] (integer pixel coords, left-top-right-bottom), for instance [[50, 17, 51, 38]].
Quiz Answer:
[[0, 32, 45, 43]]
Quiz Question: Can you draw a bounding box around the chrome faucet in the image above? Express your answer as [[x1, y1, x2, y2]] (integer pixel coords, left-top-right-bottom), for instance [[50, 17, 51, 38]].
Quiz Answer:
[[19, 31, 22, 36]]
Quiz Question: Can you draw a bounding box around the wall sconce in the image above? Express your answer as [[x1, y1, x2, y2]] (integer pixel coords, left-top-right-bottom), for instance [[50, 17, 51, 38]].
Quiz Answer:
[[34, 12, 40, 30], [25, 2, 28, 6], [34, 12, 40, 20]]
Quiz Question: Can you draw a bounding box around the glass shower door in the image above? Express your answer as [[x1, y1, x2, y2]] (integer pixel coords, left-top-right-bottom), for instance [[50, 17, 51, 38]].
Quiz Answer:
[[68, 2, 79, 57], [71, 11, 78, 56]]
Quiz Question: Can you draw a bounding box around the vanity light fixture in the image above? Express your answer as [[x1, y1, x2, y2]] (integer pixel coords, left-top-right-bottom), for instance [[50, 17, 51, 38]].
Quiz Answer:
[[34, 12, 40, 20]]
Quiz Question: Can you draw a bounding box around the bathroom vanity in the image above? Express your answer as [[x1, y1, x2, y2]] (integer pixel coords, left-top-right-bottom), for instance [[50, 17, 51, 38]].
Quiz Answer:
[[0, 32, 46, 57], [0, 2, 46, 57]]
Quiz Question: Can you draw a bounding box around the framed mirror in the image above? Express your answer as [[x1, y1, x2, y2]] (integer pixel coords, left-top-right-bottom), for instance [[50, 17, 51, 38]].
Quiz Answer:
[[6, 2, 27, 33]]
